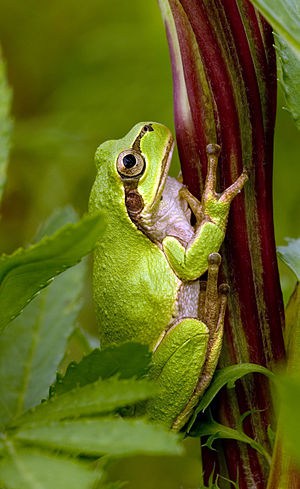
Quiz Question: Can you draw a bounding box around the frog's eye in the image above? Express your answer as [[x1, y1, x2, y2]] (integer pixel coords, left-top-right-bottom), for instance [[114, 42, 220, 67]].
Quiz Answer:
[[117, 149, 145, 178]]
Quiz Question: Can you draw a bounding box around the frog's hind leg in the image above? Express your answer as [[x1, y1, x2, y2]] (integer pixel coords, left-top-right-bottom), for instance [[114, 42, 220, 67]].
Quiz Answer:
[[147, 252, 229, 431], [147, 317, 209, 429], [172, 252, 229, 431]]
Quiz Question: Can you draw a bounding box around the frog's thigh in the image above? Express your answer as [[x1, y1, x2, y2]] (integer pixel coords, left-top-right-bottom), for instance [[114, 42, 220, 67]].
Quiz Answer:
[[147, 318, 209, 428]]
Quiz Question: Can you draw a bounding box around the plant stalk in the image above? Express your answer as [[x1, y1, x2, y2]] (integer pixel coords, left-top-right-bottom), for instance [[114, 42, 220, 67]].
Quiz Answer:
[[158, 1, 286, 486]]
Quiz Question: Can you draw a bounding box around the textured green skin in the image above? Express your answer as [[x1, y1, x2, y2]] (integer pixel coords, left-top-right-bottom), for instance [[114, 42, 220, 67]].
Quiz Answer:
[[91, 196, 180, 348], [89, 122, 229, 429], [148, 318, 209, 426]]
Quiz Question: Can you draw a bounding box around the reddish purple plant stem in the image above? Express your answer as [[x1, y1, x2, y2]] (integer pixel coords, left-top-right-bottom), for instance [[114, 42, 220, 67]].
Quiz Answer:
[[160, 0, 285, 487]]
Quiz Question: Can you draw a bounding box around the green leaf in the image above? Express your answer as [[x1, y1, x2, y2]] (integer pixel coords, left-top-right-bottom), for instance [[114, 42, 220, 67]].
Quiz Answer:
[[0, 261, 86, 426], [33, 205, 78, 242], [250, 0, 300, 60], [277, 238, 300, 280], [250, 2, 300, 129], [0, 446, 102, 489], [276, 374, 300, 466], [0, 212, 104, 333], [276, 34, 300, 130], [13, 417, 183, 457], [52, 343, 152, 396], [0, 47, 12, 202], [0, 208, 89, 425], [285, 282, 300, 376], [198, 417, 271, 464], [267, 284, 300, 485], [15, 377, 157, 426], [188, 363, 274, 431]]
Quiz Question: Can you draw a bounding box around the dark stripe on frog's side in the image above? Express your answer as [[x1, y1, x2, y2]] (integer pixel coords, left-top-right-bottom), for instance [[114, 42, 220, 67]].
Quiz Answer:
[[122, 123, 173, 233], [122, 124, 154, 223], [132, 124, 154, 152]]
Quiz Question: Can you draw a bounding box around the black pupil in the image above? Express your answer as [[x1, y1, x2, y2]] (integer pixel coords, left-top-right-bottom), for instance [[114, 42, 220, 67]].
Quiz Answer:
[[123, 154, 136, 169]]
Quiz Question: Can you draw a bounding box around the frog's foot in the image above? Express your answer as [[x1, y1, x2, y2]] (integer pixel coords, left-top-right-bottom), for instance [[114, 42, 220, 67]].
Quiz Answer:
[[198, 253, 229, 387], [202, 143, 248, 230], [199, 252, 228, 333], [171, 252, 230, 431]]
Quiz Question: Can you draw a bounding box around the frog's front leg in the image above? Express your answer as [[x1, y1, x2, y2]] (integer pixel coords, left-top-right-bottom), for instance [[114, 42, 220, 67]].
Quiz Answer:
[[162, 144, 248, 281], [147, 253, 229, 431]]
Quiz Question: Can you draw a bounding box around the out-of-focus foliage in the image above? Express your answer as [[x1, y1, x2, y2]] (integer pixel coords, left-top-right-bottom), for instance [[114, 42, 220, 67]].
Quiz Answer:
[[274, 101, 299, 302], [278, 238, 300, 280], [268, 238, 300, 487], [0, 47, 12, 201], [0, 0, 175, 252], [0, 211, 103, 332], [277, 374, 300, 464], [0, 207, 87, 425]]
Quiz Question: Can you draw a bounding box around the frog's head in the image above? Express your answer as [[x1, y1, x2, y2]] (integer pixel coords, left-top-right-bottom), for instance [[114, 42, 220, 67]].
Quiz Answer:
[[93, 122, 174, 223]]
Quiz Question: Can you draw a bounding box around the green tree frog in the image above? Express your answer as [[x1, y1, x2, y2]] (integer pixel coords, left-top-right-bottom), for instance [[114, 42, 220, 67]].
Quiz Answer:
[[89, 122, 248, 431]]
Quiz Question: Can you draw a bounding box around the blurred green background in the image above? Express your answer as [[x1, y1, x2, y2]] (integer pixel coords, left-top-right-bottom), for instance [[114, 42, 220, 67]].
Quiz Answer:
[[0, 1, 298, 487]]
